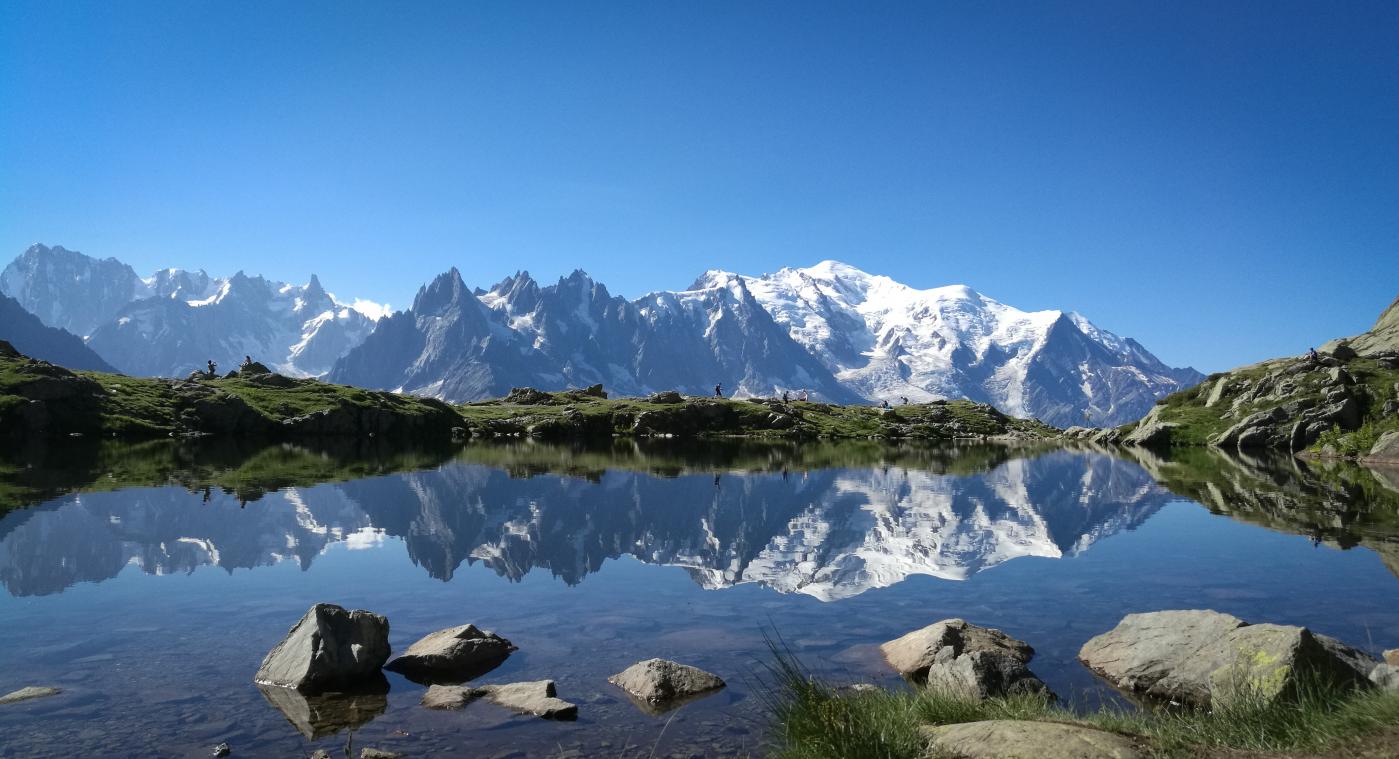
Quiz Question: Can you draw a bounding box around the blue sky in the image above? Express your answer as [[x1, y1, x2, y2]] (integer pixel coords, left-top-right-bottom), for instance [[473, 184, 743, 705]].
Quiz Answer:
[[2, 1, 1396, 372]]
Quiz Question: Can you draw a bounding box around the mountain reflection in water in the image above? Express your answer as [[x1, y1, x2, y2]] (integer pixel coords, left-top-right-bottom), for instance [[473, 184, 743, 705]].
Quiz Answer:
[[1, 439, 1397, 599]]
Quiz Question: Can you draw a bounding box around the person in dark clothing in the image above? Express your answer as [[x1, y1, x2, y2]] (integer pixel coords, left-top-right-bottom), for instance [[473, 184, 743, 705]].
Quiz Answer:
[[782, 391, 790, 403], [714, 383, 723, 397], [207, 359, 217, 376]]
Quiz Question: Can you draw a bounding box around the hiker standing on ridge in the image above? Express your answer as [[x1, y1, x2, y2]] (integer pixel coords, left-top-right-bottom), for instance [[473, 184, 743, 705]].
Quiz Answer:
[[714, 383, 723, 398], [207, 359, 217, 377]]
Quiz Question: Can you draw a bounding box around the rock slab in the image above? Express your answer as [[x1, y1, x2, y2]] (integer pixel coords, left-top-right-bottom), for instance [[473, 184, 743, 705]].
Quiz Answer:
[[254, 603, 391, 694], [420, 684, 484, 710], [608, 659, 725, 706], [480, 680, 577, 720], [0, 686, 61, 705], [1078, 610, 1378, 708], [921, 720, 1144, 759], [385, 624, 516, 683], [880, 619, 1052, 699]]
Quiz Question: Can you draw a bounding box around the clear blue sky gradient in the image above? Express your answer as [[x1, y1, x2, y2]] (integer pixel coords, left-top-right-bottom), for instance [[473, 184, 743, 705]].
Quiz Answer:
[[2, 1, 1396, 372]]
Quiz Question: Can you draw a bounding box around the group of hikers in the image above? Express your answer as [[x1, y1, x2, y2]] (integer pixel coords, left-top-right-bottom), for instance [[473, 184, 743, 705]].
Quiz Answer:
[[203, 355, 258, 377]]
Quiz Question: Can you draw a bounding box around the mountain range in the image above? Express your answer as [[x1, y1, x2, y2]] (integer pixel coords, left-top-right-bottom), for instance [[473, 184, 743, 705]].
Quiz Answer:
[[1, 243, 1202, 425], [1, 244, 382, 378]]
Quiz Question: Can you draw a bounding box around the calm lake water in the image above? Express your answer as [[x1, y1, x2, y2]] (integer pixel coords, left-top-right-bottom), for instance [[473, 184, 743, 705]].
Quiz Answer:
[[1, 439, 1397, 758]]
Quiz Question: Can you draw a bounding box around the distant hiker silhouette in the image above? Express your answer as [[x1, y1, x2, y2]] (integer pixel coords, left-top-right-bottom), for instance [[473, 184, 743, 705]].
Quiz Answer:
[[714, 383, 723, 397], [782, 391, 790, 403], [207, 359, 217, 376]]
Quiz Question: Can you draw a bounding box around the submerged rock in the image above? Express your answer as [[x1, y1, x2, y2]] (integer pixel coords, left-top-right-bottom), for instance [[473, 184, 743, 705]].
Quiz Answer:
[[384, 624, 516, 683], [1078, 610, 1378, 708], [211, 743, 231, 758], [608, 659, 725, 710], [360, 749, 401, 759], [880, 619, 1052, 699], [480, 680, 577, 720], [0, 686, 61, 705], [921, 720, 1144, 759], [254, 603, 391, 694]]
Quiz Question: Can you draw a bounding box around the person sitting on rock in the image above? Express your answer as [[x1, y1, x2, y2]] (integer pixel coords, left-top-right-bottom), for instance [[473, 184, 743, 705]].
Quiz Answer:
[[242, 355, 253, 368], [207, 359, 217, 377], [881, 399, 890, 409]]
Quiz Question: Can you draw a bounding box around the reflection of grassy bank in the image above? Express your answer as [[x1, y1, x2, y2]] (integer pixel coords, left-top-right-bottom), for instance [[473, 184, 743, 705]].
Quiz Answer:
[[0, 437, 460, 513], [765, 649, 1399, 759]]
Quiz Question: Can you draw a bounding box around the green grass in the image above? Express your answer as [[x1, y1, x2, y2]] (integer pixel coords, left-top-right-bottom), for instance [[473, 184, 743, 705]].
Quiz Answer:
[[762, 645, 1399, 759]]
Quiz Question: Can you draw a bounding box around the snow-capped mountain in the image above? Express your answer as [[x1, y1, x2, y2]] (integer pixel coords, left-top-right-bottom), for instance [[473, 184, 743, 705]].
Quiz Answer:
[[697, 261, 1202, 426], [3, 244, 1199, 424], [1, 244, 384, 378], [331, 268, 860, 402]]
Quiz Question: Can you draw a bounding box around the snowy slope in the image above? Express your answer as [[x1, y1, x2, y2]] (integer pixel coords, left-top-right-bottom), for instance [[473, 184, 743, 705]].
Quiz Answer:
[[697, 261, 1202, 426]]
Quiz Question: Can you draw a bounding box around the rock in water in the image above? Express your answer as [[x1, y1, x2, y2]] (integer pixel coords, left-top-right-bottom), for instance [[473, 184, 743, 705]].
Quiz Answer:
[[211, 743, 231, 757], [608, 659, 725, 709], [921, 720, 1144, 759], [384, 624, 516, 683], [0, 686, 61, 705], [360, 749, 401, 759], [1078, 610, 1378, 708], [420, 684, 484, 710], [254, 604, 391, 694], [879, 619, 1053, 699], [479, 680, 578, 720]]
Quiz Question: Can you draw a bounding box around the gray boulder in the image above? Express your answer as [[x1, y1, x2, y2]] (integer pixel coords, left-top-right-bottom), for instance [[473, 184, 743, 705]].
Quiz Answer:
[[608, 659, 725, 710], [921, 720, 1144, 759], [479, 680, 577, 720], [1371, 664, 1399, 692], [1368, 431, 1399, 463], [384, 624, 516, 683], [1078, 610, 1378, 708], [879, 619, 1052, 699], [254, 604, 391, 694]]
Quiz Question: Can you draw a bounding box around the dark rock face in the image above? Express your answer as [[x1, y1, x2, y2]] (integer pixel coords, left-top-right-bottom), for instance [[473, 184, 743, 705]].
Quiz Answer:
[[254, 604, 391, 695], [384, 624, 516, 684], [0, 295, 117, 372], [880, 619, 1053, 699]]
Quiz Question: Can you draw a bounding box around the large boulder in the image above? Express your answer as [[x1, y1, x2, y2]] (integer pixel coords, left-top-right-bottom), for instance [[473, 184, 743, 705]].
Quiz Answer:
[[608, 659, 725, 710], [921, 720, 1145, 759], [384, 624, 516, 683], [880, 619, 1052, 699], [1078, 610, 1377, 708], [254, 604, 391, 694]]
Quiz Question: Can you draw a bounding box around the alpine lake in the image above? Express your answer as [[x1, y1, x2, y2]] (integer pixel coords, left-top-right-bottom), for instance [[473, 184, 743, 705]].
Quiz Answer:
[[1, 437, 1397, 758]]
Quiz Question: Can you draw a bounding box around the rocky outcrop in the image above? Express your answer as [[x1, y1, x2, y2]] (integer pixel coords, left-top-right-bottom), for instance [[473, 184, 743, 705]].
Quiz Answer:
[[608, 659, 725, 710], [1370, 431, 1399, 463], [254, 604, 391, 694], [384, 624, 516, 683], [920, 720, 1144, 759], [880, 619, 1052, 699], [1078, 610, 1378, 708], [1121, 407, 1176, 448]]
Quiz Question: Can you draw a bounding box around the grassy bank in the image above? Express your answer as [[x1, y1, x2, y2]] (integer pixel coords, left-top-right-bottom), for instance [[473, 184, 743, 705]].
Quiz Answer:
[[764, 650, 1399, 759]]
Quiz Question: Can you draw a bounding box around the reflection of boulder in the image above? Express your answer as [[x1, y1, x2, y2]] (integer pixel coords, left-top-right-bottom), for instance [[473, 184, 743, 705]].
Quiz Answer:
[[256, 681, 388, 739]]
